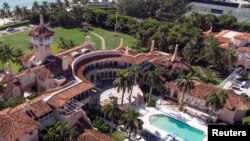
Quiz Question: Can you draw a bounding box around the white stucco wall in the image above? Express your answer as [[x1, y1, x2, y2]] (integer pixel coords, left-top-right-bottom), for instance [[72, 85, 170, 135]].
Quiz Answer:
[[18, 129, 39, 141]]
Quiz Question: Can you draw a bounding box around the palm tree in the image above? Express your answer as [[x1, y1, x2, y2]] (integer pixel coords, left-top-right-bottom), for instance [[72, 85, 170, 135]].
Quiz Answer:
[[223, 48, 237, 70], [0, 10, 5, 24], [192, 66, 221, 85], [93, 116, 109, 133], [66, 127, 78, 141], [54, 121, 69, 139], [42, 128, 60, 141], [120, 109, 142, 141], [2, 2, 10, 24], [144, 69, 162, 103], [64, 0, 70, 9], [40, 1, 49, 14], [127, 66, 142, 108], [0, 44, 18, 74], [102, 98, 122, 134], [202, 35, 222, 67], [14, 6, 22, 21], [32, 1, 40, 13], [205, 90, 228, 122], [177, 73, 195, 110], [21, 7, 29, 20], [113, 71, 132, 105]]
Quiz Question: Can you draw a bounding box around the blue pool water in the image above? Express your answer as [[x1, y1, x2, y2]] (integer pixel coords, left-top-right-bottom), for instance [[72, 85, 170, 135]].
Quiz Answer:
[[0, 0, 56, 10], [150, 114, 205, 141]]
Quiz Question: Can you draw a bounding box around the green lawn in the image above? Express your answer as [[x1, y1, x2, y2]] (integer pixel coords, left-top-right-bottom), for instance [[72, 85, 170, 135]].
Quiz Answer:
[[91, 28, 136, 50], [111, 130, 126, 141], [0, 27, 135, 73]]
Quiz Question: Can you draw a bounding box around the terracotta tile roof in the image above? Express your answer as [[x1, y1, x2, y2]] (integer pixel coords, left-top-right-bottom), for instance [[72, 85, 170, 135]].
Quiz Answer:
[[237, 47, 250, 54], [225, 91, 250, 110], [116, 47, 136, 56], [47, 82, 95, 108], [29, 100, 53, 118], [152, 57, 191, 71], [77, 129, 116, 141], [234, 33, 250, 40], [18, 54, 33, 63], [0, 109, 40, 141], [219, 43, 230, 50], [32, 56, 68, 79], [29, 25, 54, 38], [217, 36, 231, 44], [165, 82, 250, 110]]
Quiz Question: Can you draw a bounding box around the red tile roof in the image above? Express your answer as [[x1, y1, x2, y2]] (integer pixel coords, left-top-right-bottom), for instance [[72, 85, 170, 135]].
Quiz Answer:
[[77, 129, 116, 141], [47, 82, 95, 108], [234, 33, 250, 40], [165, 82, 250, 110], [29, 25, 54, 38], [237, 47, 250, 54], [0, 109, 40, 141]]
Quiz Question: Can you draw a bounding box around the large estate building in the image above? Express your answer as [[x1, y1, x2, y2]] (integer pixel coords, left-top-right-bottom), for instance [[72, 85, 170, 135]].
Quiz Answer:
[[0, 15, 250, 141]]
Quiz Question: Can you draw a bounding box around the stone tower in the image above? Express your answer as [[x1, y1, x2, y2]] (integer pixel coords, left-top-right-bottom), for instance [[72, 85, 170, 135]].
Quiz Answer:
[[29, 14, 54, 66]]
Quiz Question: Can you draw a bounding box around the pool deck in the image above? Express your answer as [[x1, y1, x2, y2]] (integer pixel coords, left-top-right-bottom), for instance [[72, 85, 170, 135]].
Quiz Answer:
[[138, 106, 208, 141]]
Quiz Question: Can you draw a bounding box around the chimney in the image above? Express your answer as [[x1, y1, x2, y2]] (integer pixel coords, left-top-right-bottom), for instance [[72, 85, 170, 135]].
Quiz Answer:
[[40, 14, 44, 25], [62, 56, 68, 71], [24, 99, 32, 112], [84, 36, 92, 47], [125, 46, 129, 55], [118, 38, 124, 48], [171, 44, 179, 62], [4, 63, 12, 75], [150, 40, 155, 53]]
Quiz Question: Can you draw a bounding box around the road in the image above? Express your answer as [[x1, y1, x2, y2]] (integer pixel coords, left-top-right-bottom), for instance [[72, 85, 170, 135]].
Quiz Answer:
[[0, 24, 35, 37]]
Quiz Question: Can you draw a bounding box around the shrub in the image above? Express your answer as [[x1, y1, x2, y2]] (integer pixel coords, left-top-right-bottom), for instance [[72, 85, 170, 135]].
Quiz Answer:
[[0, 21, 30, 30]]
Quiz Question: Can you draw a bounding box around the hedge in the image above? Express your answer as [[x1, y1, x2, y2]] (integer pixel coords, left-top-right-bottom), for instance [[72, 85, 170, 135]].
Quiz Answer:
[[0, 21, 30, 31]]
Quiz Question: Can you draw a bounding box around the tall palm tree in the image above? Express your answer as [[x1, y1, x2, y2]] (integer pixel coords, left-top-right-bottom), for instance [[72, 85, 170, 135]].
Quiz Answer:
[[21, 7, 29, 20], [177, 73, 195, 110], [14, 6, 22, 21], [32, 1, 40, 13], [0, 44, 17, 74], [2, 2, 10, 24], [205, 90, 228, 122], [113, 71, 132, 105], [102, 98, 122, 134], [0, 10, 5, 24], [144, 69, 162, 103], [127, 66, 142, 108], [120, 109, 142, 141]]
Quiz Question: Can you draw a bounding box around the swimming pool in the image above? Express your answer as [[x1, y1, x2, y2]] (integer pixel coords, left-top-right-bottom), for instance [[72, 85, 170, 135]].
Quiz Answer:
[[149, 114, 205, 141]]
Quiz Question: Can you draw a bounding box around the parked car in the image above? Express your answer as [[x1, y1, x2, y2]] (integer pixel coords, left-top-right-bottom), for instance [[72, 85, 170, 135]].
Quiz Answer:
[[231, 84, 240, 90], [6, 27, 15, 32]]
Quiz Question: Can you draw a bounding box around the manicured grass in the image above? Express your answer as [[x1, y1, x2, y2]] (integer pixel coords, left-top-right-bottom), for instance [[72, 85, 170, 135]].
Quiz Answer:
[[0, 27, 135, 73], [92, 28, 136, 50], [111, 130, 126, 141], [242, 116, 250, 125]]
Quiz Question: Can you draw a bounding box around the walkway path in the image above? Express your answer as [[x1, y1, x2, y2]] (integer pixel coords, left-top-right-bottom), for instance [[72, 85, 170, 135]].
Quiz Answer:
[[90, 32, 106, 50]]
